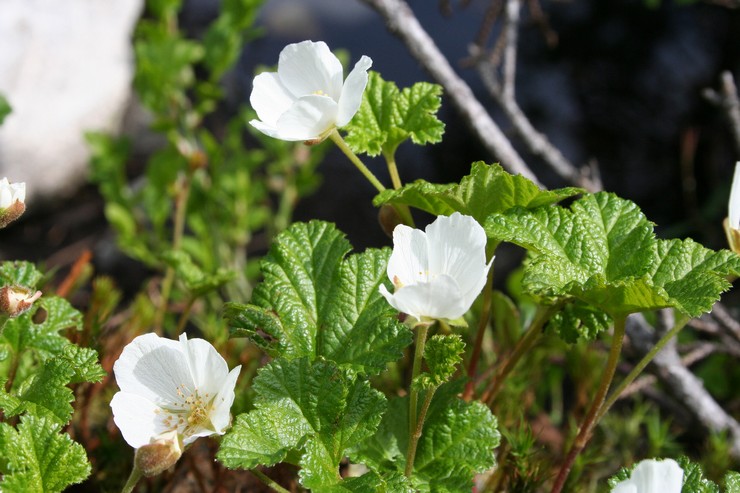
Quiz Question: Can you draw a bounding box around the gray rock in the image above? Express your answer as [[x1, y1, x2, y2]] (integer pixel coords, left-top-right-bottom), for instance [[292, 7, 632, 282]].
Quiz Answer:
[[0, 0, 143, 203]]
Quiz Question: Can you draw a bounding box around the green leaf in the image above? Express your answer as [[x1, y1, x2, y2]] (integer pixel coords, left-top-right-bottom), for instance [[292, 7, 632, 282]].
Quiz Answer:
[[218, 357, 386, 491], [0, 261, 44, 289], [59, 345, 106, 384], [414, 335, 465, 390], [546, 301, 611, 343], [318, 471, 414, 493], [0, 94, 11, 125], [677, 456, 720, 493], [486, 192, 740, 338], [1, 297, 81, 357], [344, 71, 444, 157], [374, 162, 582, 224], [725, 471, 740, 493], [0, 414, 90, 492], [225, 221, 412, 373], [352, 382, 499, 492], [13, 359, 74, 424], [161, 250, 236, 297]]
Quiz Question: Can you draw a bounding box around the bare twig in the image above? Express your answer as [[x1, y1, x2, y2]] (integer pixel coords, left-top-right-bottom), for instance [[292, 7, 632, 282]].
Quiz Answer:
[[710, 301, 740, 343], [625, 312, 740, 459], [703, 71, 740, 155], [359, 0, 541, 184], [473, 0, 601, 191]]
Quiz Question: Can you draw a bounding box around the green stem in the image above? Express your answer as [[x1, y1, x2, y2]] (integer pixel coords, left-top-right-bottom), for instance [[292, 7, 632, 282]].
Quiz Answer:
[[174, 297, 196, 336], [154, 171, 193, 334], [464, 245, 497, 401], [597, 313, 688, 422], [406, 322, 431, 476], [4, 351, 19, 394], [251, 469, 291, 493], [121, 465, 143, 493], [483, 305, 556, 406], [329, 130, 386, 193], [383, 150, 403, 190], [550, 315, 627, 493], [405, 384, 438, 477]]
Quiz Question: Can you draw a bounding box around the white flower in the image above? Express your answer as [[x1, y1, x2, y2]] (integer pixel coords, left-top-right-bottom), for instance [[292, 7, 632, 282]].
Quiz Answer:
[[110, 333, 241, 449], [249, 40, 372, 142], [379, 212, 491, 322], [0, 178, 25, 209], [611, 458, 684, 493], [730, 162, 740, 230], [0, 286, 42, 318]]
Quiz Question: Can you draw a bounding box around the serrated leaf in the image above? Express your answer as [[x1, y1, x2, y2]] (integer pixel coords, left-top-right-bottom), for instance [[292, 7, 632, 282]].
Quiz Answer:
[[0, 414, 90, 492], [1, 297, 81, 357], [218, 357, 386, 489], [225, 221, 412, 373], [59, 345, 106, 384], [318, 470, 414, 493], [486, 192, 740, 338], [344, 71, 444, 157], [13, 358, 75, 424], [352, 382, 499, 492], [374, 162, 582, 224], [547, 301, 611, 343], [677, 456, 720, 493], [724, 471, 740, 493], [414, 335, 465, 390], [0, 261, 44, 288]]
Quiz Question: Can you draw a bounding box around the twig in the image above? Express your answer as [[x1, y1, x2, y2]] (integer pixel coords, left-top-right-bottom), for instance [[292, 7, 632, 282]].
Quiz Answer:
[[359, 0, 540, 184], [703, 71, 740, 155], [710, 302, 740, 343], [625, 312, 740, 459], [473, 0, 601, 191]]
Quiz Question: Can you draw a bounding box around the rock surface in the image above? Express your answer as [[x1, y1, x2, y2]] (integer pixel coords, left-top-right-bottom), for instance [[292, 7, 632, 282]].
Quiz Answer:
[[0, 0, 143, 203]]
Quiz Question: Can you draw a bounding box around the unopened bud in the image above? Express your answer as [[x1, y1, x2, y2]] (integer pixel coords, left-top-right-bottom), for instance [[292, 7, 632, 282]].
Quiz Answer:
[[724, 217, 740, 255], [378, 204, 403, 238], [134, 430, 182, 477], [0, 178, 26, 228], [0, 286, 42, 317]]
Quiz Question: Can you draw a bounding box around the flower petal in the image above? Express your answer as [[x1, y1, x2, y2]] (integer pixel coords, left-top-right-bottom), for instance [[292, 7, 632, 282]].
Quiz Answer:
[[110, 391, 172, 449], [250, 71, 296, 127], [425, 213, 488, 297], [208, 365, 242, 434], [336, 55, 372, 127], [179, 334, 230, 398], [249, 119, 282, 139], [383, 275, 467, 321], [629, 459, 683, 493], [274, 95, 338, 141], [730, 162, 740, 229], [277, 40, 343, 101], [386, 224, 430, 286], [113, 333, 193, 407]]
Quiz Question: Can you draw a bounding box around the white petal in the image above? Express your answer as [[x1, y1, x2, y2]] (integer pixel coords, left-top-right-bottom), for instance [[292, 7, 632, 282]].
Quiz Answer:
[[113, 333, 193, 407], [250, 71, 296, 127], [426, 213, 488, 296], [730, 162, 740, 229], [386, 225, 430, 286], [110, 392, 171, 449], [11, 182, 25, 203], [179, 334, 230, 397], [249, 119, 283, 139], [274, 95, 338, 141], [277, 40, 343, 101], [629, 459, 683, 493], [336, 55, 372, 127], [209, 366, 242, 433], [610, 483, 638, 493], [384, 275, 468, 321]]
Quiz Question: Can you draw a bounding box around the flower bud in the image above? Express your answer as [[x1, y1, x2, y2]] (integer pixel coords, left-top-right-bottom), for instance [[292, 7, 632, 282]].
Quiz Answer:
[[378, 204, 403, 239], [0, 178, 26, 228], [134, 430, 182, 477], [0, 286, 42, 318]]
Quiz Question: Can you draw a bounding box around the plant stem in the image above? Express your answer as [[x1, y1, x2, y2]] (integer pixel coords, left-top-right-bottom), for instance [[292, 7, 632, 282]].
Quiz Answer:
[[251, 469, 291, 493], [482, 305, 555, 406], [596, 313, 688, 422], [4, 351, 19, 393], [406, 322, 431, 476], [550, 315, 627, 493], [383, 150, 403, 190], [174, 297, 196, 336], [405, 384, 438, 477], [121, 465, 142, 493], [154, 171, 193, 334], [329, 130, 386, 193], [464, 245, 497, 401]]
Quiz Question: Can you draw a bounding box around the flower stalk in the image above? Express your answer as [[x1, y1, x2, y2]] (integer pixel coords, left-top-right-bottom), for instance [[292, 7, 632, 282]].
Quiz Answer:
[[405, 321, 431, 477], [550, 315, 627, 493], [329, 130, 386, 193]]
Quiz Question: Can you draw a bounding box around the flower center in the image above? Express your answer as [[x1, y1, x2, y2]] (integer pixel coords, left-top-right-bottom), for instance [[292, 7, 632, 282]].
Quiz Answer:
[[160, 384, 215, 437], [313, 89, 326, 96]]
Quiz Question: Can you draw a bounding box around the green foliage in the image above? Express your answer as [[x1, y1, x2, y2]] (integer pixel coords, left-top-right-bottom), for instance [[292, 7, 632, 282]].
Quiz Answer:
[[344, 71, 445, 157], [414, 334, 465, 390], [0, 261, 45, 289], [607, 457, 740, 493], [161, 250, 236, 297], [486, 192, 740, 340], [0, 414, 90, 492], [351, 382, 500, 492], [218, 357, 386, 490], [0, 94, 10, 125], [725, 472, 740, 493], [374, 161, 582, 224], [202, 0, 262, 81], [225, 221, 412, 374]]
